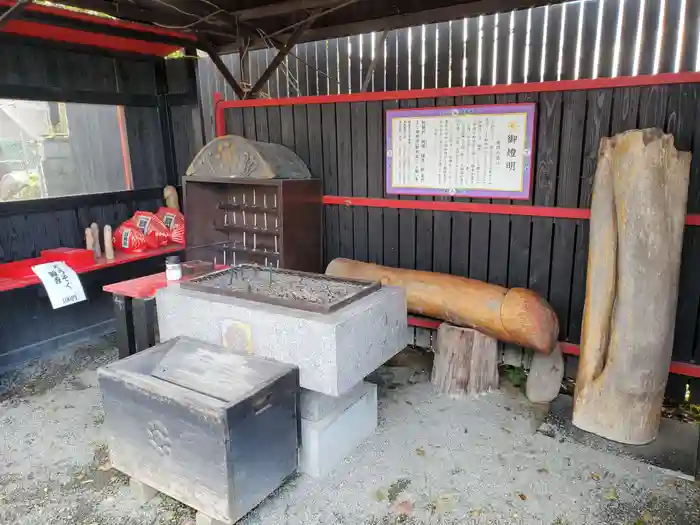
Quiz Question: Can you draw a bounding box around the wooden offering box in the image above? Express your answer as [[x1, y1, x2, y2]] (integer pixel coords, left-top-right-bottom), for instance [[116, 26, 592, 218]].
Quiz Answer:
[[98, 336, 300, 524], [184, 176, 322, 273]]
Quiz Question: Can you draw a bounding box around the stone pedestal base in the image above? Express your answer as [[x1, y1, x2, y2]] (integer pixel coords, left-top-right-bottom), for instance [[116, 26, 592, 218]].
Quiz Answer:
[[299, 382, 377, 478]]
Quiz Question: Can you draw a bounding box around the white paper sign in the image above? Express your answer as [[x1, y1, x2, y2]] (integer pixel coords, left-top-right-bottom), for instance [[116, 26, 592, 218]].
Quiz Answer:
[[32, 262, 87, 309], [385, 103, 536, 199]]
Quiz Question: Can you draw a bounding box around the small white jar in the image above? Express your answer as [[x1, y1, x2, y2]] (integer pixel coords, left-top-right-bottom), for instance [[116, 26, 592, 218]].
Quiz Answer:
[[165, 255, 182, 281]]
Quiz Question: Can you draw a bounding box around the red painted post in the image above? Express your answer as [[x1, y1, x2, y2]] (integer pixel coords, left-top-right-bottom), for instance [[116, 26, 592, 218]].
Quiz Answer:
[[213, 92, 226, 137]]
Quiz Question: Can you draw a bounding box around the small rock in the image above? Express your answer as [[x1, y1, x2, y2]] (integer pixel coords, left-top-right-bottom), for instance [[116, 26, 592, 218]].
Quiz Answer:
[[526, 346, 564, 403], [372, 488, 387, 502], [434, 492, 459, 513], [67, 378, 89, 391], [392, 495, 414, 516], [603, 486, 618, 501]]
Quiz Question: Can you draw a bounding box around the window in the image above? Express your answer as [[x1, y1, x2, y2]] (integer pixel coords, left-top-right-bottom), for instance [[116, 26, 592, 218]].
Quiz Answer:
[[0, 99, 133, 202]]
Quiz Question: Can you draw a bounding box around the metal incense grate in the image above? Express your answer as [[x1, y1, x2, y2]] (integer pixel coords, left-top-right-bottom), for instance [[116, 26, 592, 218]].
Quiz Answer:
[[180, 265, 381, 313]]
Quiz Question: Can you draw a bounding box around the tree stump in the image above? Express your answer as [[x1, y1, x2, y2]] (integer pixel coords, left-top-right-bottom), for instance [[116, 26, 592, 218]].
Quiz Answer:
[[431, 323, 499, 397], [573, 129, 691, 445]]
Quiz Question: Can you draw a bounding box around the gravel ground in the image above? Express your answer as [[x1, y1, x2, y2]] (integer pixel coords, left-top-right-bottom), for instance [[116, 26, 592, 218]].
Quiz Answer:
[[1, 338, 699, 525], [0, 337, 196, 525]]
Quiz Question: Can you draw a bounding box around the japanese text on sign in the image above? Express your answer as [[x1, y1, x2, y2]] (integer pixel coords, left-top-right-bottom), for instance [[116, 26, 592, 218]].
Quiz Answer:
[[31, 262, 87, 309], [385, 103, 536, 199]]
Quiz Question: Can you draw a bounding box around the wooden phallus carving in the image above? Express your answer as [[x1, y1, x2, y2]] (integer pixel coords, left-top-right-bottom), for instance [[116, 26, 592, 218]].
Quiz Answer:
[[90, 222, 101, 258], [573, 129, 691, 445], [163, 185, 180, 211], [104, 225, 115, 261], [325, 259, 559, 354]]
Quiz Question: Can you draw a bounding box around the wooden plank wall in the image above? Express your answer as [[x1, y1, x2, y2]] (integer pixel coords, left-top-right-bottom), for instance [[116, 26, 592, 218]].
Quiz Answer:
[[0, 35, 159, 103], [198, 0, 700, 142], [0, 37, 200, 262], [0, 191, 163, 262], [204, 0, 700, 399], [0, 37, 200, 363], [222, 82, 700, 401]]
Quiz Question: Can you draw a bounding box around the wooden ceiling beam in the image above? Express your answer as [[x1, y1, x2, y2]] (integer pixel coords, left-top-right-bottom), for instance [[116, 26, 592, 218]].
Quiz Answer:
[[33, 0, 569, 53], [199, 38, 246, 99], [48, 0, 176, 25], [235, 0, 354, 21], [295, 0, 555, 43], [46, 0, 253, 45], [247, 15, 314, 97]]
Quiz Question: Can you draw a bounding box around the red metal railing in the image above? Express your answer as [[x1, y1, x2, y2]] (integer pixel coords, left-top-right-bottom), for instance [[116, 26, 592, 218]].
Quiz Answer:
[[407, 316, 700, 378]]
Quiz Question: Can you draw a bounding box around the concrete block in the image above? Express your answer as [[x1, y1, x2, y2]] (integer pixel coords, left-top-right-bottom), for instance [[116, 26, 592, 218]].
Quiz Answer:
[[129, 478, 158, 504], [300, 382, 367, 422], [156, 284, 407, 396], [299, 382, 377, 478]]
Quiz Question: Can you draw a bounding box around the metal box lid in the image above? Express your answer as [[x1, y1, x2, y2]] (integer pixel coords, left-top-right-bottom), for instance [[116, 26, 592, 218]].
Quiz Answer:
[[150, 336, 296, 403]]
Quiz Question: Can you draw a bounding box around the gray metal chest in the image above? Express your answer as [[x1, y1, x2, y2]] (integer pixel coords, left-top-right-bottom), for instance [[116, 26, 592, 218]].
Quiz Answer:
[[98, 336, 299, 524]]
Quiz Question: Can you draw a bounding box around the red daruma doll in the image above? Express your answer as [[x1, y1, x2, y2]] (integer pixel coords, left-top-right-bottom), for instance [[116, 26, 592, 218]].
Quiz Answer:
[[132, 211, 170, 247], [156, 207, 185, 245], [112, 221, 149, 252]]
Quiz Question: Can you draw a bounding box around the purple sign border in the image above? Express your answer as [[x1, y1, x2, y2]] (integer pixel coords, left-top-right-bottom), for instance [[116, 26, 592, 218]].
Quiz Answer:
[[385, 103, 537, 199]]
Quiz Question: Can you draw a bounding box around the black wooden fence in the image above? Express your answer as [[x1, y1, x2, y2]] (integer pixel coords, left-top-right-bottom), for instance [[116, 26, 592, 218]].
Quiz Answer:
[[198, 0, 700, 142], [218, 79, 700, 401], [199, 0, 700, 400], [0, 35, 199, 263], [0, 33, 201, 366]]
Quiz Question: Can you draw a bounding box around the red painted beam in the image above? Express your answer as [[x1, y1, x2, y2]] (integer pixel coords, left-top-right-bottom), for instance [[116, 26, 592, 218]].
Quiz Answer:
[[556, 344, 700, 378], [558, 342, 581, 357], [0, 0, 194, 56], [668, 361, 700, 378], [324, 196, 700, 224], [214, 72, 700, 109], [0, 0, 195, 40], [3, 19, 182, 55], [407, 315, 441, 330], [407, 317, 700, 378], [323, 195, 590, 218]]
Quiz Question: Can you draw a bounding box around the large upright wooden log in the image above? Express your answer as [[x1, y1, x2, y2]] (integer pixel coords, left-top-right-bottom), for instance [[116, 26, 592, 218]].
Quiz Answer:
[[573, 129, 691, 445], [326, 259, 558, 354], [432, 323, 499, 397]]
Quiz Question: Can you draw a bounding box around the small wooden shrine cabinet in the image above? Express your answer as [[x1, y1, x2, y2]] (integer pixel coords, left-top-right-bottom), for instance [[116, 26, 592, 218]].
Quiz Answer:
[[183, 176, 322, 273]]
